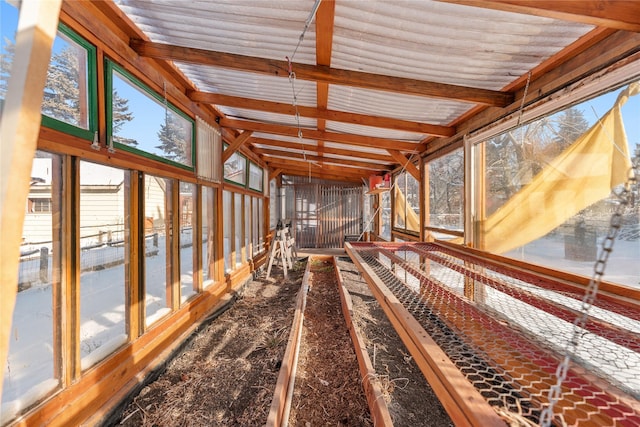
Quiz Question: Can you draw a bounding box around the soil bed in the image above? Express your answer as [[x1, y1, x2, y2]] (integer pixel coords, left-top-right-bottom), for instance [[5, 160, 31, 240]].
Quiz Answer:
[[116, 260, 307, 427], [335, 256, 453, 427], [287, 257, 372, 426]]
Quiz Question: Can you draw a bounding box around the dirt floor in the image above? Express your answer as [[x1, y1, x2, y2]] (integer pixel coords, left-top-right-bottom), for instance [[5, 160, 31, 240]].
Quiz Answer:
[[113, 254, 453, 426]]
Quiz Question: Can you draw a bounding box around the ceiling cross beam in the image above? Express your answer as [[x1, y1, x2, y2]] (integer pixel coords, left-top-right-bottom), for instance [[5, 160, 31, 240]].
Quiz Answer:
[[387, 149, 421, 181], [221, 130, 253, 163], [250, 138, 396, 162], [130, 40, 514, 107]]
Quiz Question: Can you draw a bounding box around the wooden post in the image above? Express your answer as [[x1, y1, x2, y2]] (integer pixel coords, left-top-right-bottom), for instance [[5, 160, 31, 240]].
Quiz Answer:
[[0, 0, 62, 401]]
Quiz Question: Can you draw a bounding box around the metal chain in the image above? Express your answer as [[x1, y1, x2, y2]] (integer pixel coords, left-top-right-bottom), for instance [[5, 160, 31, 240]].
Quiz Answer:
[[539, 155, 639, 426]]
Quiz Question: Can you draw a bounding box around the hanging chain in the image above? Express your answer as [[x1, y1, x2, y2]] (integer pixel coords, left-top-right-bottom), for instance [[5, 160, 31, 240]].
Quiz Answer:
[[539, 155, 639, 426]]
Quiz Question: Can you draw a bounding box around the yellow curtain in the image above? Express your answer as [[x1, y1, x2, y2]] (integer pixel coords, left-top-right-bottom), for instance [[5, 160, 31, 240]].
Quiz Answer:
[[483, 82, 638, 254], [394, 185, 420, 232]]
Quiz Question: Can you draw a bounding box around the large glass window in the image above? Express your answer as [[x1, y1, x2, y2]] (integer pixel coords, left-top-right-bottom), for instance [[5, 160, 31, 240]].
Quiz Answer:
[[234, 193, 243, 266], [245, 194, 252, 260], [223, 191, 232, 272], [477, 80, 640, 287], [428, 148, 464, 239], [252, 196, 260, 255], [3, 151, 61, 420], [249, 162, 263, 192], [269, 179, 278, 230], [258, 198, 265, 254], [380, 191, 391, 241], [79, 161, 127, 370], [393, 170, 420, 234], [202, 186, 217, 289], [180, 182, 197, 304], [144, 175, 171, 327], [1, 2, 95, 137], [107, 61, 193, 169]]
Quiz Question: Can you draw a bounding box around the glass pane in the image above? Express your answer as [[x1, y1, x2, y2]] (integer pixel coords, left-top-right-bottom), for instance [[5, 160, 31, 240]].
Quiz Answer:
[[223, 191, 232, 272], [180, 182, 197, 304], [245, 195, 251, 260], [394, 173, 406, 229], [258, 198, 264, 253], [202, 186, 216, 288], [480, 81, 640, 287], [144, 175, 170, 326], [381, 191, 391, 241], [111, 68, 193, 167], [3, 151, 61, 419], [269, 179, 278, 229], [249, 162, 263, 191], [79, 161, 127, 370], [42, 31, 89, 129], [252, 197, 259, 254], [429, 148, 464, 232], [406, 172, 420, 233], [224, 152, 246, 185], [0, 0, 18, 115], [234, 193, 242, 266]]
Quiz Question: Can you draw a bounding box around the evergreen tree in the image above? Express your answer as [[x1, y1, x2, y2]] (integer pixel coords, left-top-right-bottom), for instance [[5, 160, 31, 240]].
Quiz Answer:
[[41, 46, 82, 126], [156, 109, 187, 163], [112, 88, 137, 146], [551, 107, 589, 151], [0, 36, 16, 111]]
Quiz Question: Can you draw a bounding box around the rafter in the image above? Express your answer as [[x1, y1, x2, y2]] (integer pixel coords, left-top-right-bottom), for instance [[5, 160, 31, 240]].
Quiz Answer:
[[221, 118, 423, 152], [191, 92, 454, 136], [255, 148, 393, 171], [273, 167, 363, 183], [439, 1, 640, 32], [264, 157, 374, 177], [130, 40, 513, 107], [250, 138, 396, 162]]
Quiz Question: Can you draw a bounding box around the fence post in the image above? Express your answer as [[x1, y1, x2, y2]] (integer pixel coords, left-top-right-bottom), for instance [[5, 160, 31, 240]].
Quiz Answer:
[[39, 247, 48, 283]]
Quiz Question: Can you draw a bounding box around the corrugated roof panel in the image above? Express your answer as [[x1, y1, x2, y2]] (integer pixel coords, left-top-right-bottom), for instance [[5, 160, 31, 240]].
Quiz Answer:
[[331, 0, 594, 90], [328, 85, 471, 125], [174, 64, 317, 105], [326, 121, 426, 142], [323, 142, 390, 156], [115, 0, 318, 64], [220, 107, 316, 129], [252, 133, 319, 146]]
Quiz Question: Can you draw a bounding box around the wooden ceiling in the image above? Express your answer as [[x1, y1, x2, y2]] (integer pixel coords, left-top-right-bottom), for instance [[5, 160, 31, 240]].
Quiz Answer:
[[92, 0, 640, 183]]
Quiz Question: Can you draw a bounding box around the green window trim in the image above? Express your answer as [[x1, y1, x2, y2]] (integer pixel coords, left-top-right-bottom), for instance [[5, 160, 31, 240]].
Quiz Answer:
[[41, 22, 97, 141], [248, 161, 264, 193], [105, 59, 195, 171]]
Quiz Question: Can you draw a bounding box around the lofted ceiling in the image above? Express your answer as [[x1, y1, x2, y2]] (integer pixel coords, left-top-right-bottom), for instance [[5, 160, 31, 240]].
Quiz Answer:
[[100, 0, 640, 183]]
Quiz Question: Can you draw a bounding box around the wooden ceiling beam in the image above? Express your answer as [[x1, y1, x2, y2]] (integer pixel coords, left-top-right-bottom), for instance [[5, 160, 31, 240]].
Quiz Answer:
[[439, 0, 640, 32], [269, 168, 283, 181], [274, 168, 363, 183], [221, 118, 421, 152], [191, 92, 454, 136], [221, 130, 253, 163], [255, 148, 393, 171], [263, 157, 374, 177], [250, 138, 396, 162], [130, 40, 513, 107]]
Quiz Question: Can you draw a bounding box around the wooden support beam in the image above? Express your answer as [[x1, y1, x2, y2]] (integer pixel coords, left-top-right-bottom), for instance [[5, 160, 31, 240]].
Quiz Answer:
[[130, 40, 513, 107], [387, 150, 421, 181], [222, 130, 253, 163], [255, 148, 393, 171], [440, 0, 640, 32], [269, 168, 283, 181], [221, 118, 421, 152], [264, 157, 377, 178], [0, 0, 62, 401], [191, 92, 455, 137], [251, 138, 396, 163]]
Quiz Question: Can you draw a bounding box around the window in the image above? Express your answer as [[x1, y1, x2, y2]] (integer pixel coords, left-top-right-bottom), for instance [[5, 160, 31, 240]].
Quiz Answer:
[[4, 151, 62, 420], [249, 162, 263, 192], [106, 61, 194, 169], [476, 80, 640, 287], [428, 148, 464, 239], [393, 170, 420, 234], [0, 2, 96, 138], [144, 174, 171, 327], [28, 198, 52, 213], [180, 182, 197, 303], [201, 186, 217, 288], [223, 191, 232, 272], [234, 193, 243, 266], [245, 195, 252, 260], [269, 179, 278, 230], [380, 191, 391, 241], [224, 150, 247, 186], [79, 161, 127, 370]]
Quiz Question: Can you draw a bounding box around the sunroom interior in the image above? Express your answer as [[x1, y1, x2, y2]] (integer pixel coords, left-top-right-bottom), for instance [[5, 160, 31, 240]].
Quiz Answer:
[[1, 0, 639, 426]]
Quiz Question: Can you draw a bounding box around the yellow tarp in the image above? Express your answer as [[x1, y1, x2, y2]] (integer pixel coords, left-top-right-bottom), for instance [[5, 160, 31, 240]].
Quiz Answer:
[[394, 184, 420, 232], [483, 82, 637, 254]]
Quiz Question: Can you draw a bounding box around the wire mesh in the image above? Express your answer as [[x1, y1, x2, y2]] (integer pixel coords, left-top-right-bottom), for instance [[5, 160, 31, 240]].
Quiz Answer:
[[349, 242, 640, 426]]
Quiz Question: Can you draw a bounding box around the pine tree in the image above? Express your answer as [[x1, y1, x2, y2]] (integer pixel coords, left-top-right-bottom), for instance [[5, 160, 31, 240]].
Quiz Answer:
[[0, 36, 16, 111], [112, 88, 137, 146], [552, 107, 589, 149], [41, 46, 82, 126], [156, 109, 187, 163]]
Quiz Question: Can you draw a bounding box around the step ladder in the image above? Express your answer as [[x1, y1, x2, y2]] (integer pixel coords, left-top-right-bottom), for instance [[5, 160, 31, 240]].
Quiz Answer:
[[266, 220, 297, 279]]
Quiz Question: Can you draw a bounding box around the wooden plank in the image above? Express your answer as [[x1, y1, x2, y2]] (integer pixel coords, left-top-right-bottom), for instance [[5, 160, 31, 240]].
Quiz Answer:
[[221, 130, 254, 163], [440, 0, 640, 32], [131, 40, 513, 107], [264, 158, 375, 177], [344, 244, 506, 427], [256, 148, 393, 171], [222, 118, 421, 152], [192, 92, 454, 137], [269, 168, 283, 181], [334, 258, 394, 427], [0, 0, 62, 400], [126, 171, 141, 340], [266, 260, 311, 427]]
